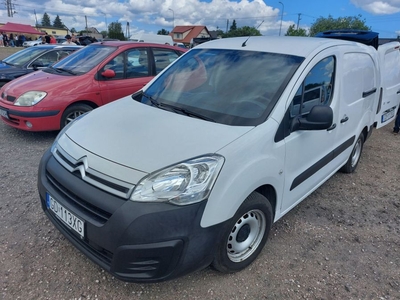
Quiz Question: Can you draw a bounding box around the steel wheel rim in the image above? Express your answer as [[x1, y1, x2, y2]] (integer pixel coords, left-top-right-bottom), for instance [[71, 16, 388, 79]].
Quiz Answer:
[[351, 138, 362, 167], [227, 209, 266, 262]]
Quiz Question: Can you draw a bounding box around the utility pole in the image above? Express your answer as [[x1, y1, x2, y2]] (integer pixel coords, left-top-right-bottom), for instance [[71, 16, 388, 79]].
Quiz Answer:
[[226, 19, 229, 33], [6, 0, 16, 17], [297, 13, 302, 30]]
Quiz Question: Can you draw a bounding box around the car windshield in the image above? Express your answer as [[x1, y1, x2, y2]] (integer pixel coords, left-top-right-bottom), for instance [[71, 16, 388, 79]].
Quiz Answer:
[[2, 47, 49, 66], [138, 49, 304, 126], [48, 45, 117, 75]]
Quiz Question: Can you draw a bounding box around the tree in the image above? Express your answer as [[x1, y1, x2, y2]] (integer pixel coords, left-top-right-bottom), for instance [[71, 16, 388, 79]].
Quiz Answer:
[[108, 22, 125, 40], [53, 15, 64, 28], [100, 30, 108, 38], [230, 20, 237, 31], [70, 28, 77, 33], [285, 24, 307, 36], [41, 12, 51, 27], [309, 14, 370, 37], [157, 29, 170, 35], [223, 25, 261, 38]]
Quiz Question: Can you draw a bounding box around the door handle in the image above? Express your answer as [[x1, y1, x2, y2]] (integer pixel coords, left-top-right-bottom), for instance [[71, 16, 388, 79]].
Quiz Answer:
[[397, 90, 400, 94], [341, 116, 349, 123], [362, 88, 377, 98], [327, 123, 336, 131]]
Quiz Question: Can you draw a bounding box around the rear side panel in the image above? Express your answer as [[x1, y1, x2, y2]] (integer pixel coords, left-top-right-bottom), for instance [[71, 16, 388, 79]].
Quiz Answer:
[[375, 42, 400, 128]]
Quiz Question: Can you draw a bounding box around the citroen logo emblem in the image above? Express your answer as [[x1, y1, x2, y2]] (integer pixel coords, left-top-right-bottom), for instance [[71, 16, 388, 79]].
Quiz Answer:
[[73, 156, 88, 179]]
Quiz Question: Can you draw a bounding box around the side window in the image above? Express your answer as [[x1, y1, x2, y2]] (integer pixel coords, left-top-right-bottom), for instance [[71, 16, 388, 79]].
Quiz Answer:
[[31, 51, 60, 68], [126, 49, 149, 78], [290, 56, 335, 117], [103, 53, 125, 79], [153, 49, 180, 74], [56, 50, 72, 62]]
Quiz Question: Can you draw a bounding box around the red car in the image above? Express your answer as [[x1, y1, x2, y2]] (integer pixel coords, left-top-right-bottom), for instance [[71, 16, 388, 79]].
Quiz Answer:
[[0, 41, 187, 131]]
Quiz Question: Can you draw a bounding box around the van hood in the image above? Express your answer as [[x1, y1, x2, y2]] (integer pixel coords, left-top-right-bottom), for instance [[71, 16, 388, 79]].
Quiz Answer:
[[64, 97, 252, 173]]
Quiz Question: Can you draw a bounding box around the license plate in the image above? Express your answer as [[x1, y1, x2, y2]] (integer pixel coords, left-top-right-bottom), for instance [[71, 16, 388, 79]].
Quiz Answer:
[[381, 107, 395, 123], [0, 108, 9, 119], [46, 193, 85, 238]]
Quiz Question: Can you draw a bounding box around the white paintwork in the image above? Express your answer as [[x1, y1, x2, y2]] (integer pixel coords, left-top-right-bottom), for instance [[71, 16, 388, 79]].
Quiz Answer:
[[129, 33, 173, 45], [59, 36, 399, 228]]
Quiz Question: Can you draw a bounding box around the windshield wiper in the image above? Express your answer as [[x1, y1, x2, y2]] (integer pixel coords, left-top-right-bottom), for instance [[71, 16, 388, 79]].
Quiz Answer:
[[142, 93, 215, 122], [2, 61, 15, 66], [54, 67, 77, 75], [159, 102, 215, 122]]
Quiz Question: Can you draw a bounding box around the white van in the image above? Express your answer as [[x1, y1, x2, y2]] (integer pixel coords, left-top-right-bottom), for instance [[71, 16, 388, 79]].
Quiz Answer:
[[129, 33, 173, 45], [38, 34, 400, 282]]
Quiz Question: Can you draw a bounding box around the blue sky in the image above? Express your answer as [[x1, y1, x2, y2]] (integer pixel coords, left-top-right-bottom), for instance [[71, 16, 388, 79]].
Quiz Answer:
[[1, 0, 399, 38]]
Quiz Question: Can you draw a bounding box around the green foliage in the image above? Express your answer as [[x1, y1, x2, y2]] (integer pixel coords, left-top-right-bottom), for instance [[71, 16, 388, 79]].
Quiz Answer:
[[309, 14, 370, 37], [157, 29, 170, 35], [222, 20, 261, 38], [100, 30, 108, 38], [53, 15, 64, 28], [108, 22, 125, 40], [230, 20, 237, 31], [70, 28, 77, 33], [41, 12, 51, 27], [285, 24, 307, 36]]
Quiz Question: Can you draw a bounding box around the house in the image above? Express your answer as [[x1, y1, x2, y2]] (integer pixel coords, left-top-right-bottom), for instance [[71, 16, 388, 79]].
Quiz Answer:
[[170, 25, 214, 47], [35, 25, 68, 38]]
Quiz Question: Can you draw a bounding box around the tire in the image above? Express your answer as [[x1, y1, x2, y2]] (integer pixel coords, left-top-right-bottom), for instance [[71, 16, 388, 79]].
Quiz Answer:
[[340, 132, 365, 173], [60, 103, 93, 129], [212, 192, 273, 273]]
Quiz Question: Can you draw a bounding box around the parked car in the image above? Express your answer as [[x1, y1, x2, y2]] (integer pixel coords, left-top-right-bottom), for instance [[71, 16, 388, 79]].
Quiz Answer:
[[37, 34, 399, 282], [0, 41, 187, 131], [23, 38, 43, 47], [0, 44, 82, 87], [55, 37, 67, 44]]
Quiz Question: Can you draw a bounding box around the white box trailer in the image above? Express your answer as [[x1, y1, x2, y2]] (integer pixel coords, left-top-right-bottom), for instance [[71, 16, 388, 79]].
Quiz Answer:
[[129, 33, 173, 45]]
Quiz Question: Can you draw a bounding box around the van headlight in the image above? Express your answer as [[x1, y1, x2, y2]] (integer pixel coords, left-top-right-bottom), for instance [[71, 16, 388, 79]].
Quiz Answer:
[[14, 91, 47, 106], [131, 155, 224, 205]]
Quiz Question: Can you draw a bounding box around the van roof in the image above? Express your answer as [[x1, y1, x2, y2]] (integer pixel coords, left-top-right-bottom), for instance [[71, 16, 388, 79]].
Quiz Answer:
[[194, 36, 369, 58]]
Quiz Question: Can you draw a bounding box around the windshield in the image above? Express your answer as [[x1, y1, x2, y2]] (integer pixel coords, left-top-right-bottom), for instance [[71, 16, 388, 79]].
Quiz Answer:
[[48, 45, 117, 75], [138, 49, 304, 126], [2, 47, 49, 66]]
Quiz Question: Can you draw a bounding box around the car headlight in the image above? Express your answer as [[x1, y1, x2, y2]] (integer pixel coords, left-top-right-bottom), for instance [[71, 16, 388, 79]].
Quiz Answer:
[[14, 91, 47, 106], [131, 155, 224, 205]]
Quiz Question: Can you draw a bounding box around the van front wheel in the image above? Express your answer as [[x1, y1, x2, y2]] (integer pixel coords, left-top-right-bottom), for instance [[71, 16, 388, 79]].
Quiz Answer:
[[340, 132, 364, 173], [212, 192, 272, 273]]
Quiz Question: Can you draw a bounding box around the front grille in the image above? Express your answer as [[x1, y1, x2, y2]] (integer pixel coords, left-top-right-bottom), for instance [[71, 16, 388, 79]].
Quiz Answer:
[[46, 171, 112, 224], [1, 92, 16, 102], [54, 148, 135, 199]]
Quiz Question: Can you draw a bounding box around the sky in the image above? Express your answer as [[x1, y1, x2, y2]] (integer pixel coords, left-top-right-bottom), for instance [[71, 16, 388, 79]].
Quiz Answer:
[[1, 0, 400, 38]]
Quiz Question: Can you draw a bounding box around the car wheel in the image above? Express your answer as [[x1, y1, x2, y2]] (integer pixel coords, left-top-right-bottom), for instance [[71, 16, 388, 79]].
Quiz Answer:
[[212, 192, 273, 273], [340, 132, 365, 173], [60, 103, 93, 129]]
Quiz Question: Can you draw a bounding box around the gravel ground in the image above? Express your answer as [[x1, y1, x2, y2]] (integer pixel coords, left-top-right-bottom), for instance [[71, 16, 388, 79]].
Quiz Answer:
[[0, 48, 399, 299]]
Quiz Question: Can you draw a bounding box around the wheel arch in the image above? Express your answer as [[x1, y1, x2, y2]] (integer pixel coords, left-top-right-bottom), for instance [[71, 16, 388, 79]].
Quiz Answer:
[[64, 100, 99, 111], [254, 184, 277, 220]]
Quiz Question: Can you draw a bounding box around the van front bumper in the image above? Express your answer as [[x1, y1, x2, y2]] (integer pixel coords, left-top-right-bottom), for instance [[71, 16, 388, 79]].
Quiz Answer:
[[37, 148, 224, 282]]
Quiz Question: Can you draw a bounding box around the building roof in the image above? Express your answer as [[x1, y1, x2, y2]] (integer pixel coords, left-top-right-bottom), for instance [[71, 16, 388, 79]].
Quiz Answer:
[[171, 26, 210, 44], [0, 22, 44, 35]]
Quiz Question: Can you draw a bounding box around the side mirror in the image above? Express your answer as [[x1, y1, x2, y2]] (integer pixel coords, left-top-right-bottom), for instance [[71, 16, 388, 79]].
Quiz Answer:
[[291, 105, 333, 132], [101, 69, 116, 78], [32, 62, 44, 70]]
